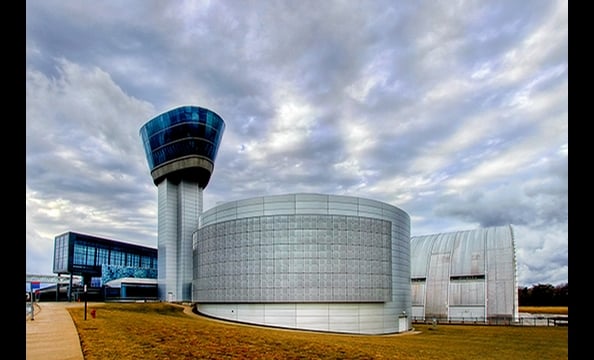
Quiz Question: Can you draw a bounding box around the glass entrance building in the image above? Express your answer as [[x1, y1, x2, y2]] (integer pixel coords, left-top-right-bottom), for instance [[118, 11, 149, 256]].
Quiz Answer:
[[53, 231, 157, 300]]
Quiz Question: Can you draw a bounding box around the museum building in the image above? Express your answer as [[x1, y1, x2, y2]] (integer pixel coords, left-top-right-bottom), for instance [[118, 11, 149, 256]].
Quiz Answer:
[[50, 104, 518, 336], [192, 193, 412, 334]]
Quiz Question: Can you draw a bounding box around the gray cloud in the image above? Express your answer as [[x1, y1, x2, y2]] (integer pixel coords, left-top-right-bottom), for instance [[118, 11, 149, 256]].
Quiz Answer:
[[26, 0, 567, 288]]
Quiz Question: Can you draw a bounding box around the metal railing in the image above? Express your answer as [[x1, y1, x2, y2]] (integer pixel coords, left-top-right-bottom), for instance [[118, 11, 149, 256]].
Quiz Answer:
[[412, 315, 568, 327]]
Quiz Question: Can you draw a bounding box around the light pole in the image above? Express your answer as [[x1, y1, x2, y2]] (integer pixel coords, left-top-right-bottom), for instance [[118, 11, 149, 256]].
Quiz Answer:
[[83, 284, 88, 320], [30, 290, 34, 321]]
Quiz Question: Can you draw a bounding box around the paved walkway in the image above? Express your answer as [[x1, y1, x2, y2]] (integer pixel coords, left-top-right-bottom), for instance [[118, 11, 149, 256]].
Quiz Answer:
[[26, 302, 85, 360]]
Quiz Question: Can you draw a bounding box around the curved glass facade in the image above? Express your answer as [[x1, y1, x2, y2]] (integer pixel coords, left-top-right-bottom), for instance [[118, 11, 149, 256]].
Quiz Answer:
[[140, 105, 225, 187]]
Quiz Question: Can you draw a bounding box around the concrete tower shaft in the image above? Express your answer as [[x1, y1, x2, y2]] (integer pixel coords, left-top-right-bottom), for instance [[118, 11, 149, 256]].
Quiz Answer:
[[140, 105, 225, 302]]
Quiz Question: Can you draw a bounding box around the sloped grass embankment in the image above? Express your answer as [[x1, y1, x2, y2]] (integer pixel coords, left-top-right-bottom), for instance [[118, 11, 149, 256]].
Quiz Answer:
[[68, 303, 568, 359]]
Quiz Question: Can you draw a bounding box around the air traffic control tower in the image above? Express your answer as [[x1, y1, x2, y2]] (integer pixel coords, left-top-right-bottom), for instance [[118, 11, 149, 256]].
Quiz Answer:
[[140, 105, 225, 302]]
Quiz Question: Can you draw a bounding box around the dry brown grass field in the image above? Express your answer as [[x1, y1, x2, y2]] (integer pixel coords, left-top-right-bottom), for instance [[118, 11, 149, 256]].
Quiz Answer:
[[68, 302, 568, 360], [518, 306, 568, 315]]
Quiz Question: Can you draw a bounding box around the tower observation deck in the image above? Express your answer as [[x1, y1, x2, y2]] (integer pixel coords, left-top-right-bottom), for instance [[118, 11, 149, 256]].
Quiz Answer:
[[140, 105, 225, 301], [140, 105, 226, 187]]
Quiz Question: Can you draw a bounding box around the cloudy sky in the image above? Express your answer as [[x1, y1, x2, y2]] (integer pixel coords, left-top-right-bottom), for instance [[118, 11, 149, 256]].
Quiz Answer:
[[26, 0, 567, 288]]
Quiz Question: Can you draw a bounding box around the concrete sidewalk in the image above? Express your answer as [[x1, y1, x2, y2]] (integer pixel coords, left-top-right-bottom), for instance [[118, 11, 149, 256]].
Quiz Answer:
[[26, 302, 85, 360]]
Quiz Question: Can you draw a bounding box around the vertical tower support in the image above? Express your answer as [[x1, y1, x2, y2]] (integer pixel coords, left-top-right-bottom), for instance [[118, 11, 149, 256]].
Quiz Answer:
[[141, 105, 225, 302]]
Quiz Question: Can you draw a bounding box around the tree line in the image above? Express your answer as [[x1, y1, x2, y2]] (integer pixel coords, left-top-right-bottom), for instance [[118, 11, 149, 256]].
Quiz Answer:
[[518, 283, 568, 306]]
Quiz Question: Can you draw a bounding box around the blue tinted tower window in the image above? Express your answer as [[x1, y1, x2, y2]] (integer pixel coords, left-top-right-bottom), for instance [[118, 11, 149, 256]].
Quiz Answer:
[[140, 105, 225, 188]]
